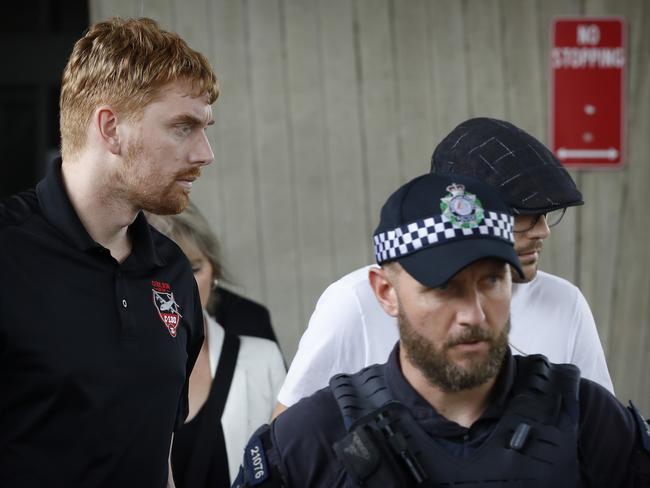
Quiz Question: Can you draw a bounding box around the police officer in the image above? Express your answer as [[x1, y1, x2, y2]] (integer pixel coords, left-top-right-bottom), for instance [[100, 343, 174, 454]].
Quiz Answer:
[[233, 172, 650, 487]]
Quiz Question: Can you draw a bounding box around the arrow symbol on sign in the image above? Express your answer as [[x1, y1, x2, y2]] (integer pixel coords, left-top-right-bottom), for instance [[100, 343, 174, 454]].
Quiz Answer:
[[557, 148, 619, 160]]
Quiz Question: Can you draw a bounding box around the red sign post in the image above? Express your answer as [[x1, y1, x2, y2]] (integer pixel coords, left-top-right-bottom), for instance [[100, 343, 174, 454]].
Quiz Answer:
[[550, 18, 626, 168]]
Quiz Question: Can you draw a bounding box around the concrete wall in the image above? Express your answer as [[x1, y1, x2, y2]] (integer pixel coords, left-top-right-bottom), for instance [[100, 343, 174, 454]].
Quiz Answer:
[[91, 0, 650, 411]]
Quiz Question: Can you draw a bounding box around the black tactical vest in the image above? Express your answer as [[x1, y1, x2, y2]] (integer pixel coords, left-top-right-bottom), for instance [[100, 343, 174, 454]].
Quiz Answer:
[[330, 354, 581, 487]]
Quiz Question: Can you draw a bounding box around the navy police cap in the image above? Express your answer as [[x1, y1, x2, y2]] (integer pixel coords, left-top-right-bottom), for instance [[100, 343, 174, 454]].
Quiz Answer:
[[373, 172, 524, 288]]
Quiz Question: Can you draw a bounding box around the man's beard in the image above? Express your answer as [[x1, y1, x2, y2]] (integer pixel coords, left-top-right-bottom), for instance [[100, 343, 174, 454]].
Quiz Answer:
[[398, 308, 509, 393], [115, 138, 200, 215]]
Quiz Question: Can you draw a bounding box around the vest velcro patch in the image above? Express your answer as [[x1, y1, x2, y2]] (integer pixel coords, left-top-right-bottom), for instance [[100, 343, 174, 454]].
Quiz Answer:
[[333, 427, 381, 482], [244, 435, 270, 485]]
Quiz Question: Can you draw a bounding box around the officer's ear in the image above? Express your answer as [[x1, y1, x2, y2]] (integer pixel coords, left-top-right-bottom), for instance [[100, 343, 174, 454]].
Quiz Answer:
[[369, 264, 399, 317]]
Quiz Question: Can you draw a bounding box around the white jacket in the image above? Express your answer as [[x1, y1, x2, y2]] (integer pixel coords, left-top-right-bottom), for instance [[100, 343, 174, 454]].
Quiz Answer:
[[205, 313, 286, 481]]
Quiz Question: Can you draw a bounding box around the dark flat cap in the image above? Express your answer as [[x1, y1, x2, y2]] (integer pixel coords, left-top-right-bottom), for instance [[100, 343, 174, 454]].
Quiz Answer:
[[431, 118, 583, 214]]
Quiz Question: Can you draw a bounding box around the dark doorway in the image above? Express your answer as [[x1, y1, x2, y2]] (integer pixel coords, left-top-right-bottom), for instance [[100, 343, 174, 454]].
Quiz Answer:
[[0, 1, 89, 197]]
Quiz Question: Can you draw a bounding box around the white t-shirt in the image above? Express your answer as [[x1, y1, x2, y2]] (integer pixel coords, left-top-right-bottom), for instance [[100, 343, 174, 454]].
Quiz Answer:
[[277, 265, 613, 407]]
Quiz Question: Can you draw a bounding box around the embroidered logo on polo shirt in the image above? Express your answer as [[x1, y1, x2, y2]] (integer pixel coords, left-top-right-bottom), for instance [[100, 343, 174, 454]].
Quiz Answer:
[[151, 280, 182, 337]]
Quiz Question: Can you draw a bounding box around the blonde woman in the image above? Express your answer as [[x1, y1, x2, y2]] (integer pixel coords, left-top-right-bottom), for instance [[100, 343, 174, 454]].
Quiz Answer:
[[149, 203, 286, 487]]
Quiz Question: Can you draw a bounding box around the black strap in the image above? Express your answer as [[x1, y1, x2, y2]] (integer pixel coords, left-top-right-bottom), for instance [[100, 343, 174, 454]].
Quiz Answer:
[[211, 333, 241, 417], [172, 333, 241, 487]]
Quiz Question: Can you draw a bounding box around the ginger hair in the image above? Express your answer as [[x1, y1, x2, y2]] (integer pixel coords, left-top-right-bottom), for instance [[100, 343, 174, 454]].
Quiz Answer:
[[60, 17, 219, 159]]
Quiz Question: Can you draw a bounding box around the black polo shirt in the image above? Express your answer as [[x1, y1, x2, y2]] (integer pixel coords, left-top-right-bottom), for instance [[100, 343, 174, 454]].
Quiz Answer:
[[0, 162, 204, 487], [264, 344, 639, 487]]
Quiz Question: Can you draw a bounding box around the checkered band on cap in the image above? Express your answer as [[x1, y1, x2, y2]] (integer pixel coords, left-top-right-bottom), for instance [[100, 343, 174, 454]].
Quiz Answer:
[[373, 211, 514, 264]]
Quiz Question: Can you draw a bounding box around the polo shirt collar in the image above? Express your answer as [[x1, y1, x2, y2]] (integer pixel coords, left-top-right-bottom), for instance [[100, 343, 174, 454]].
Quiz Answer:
[[36, 159, 97, 251], [129, 211, 166, 268], [384, 342, 515, 424], [36, 159, 165, 267]]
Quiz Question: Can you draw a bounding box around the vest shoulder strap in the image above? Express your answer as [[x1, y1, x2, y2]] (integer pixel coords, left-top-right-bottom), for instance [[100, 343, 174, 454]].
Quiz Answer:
[[511, 354, 580, 425], [330, 363, 393, 430]]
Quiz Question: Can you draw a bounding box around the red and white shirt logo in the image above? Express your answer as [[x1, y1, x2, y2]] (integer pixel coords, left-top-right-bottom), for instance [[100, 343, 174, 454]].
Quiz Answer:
[[151, 280, 182, 337]]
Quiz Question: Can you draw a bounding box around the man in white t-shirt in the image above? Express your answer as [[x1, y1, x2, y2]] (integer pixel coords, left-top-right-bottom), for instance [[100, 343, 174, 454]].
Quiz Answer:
[[274, 117, 613, 416]]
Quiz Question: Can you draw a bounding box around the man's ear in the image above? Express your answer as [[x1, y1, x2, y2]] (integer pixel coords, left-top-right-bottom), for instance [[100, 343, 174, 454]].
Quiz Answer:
[[368, 265, 399, 317], [96, 106, 121, 155]]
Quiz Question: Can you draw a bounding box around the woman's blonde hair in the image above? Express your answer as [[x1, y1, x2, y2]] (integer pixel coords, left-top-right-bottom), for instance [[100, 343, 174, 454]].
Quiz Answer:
[[60, 17, 219, 159], [147, 201, 226, 286]]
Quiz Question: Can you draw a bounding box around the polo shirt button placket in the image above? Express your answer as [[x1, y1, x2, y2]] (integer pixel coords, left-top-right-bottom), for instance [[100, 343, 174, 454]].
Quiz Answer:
[[115, 269, 136, 340]]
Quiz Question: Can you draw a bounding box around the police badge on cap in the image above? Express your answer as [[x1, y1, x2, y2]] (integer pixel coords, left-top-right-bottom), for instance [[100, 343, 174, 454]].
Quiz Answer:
[[440, 183, 484, 228]]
